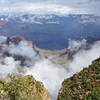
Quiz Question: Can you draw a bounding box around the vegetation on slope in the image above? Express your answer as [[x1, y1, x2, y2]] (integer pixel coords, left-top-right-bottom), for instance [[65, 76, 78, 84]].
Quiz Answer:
[[0, 75, 50, 100], [58, 58, 100, 100]]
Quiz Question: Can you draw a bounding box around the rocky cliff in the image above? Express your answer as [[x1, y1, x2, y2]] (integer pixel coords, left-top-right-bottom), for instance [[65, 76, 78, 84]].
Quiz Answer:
[[58, 58, 100, 100], [0, 36, 50, 100]]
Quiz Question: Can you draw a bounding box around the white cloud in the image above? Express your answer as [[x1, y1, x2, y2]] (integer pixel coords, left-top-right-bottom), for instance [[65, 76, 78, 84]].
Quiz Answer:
[[0, 0, 99, 16], [0, 36, 100, 100], [0, 4, 79, 15], [25, 59, 67, 100]]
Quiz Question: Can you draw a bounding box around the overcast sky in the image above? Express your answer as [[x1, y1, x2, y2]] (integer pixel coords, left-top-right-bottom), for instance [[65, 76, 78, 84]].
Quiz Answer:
[[0, 0, 99, 16]]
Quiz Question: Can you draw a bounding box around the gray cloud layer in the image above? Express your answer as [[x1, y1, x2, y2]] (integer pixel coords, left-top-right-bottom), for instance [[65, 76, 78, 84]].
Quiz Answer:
[[0, 0, 100, 15]]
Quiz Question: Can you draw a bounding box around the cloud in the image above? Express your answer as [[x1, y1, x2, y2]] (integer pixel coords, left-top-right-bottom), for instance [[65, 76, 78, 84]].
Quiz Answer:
[[0, 4, 88, 16], [25, 59, 67, 100], [0, 0, 99, 16], [68, 41, 100, 73], [0, 36, 100, 100], [0, 36, 68, 100], [0, 57, 20, 75], [88, 0, 100, 2]]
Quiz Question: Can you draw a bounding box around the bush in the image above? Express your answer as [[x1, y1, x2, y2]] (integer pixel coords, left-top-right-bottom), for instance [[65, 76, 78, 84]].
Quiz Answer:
[[58, 58, 100, 100], [0, 74, 49, 100]]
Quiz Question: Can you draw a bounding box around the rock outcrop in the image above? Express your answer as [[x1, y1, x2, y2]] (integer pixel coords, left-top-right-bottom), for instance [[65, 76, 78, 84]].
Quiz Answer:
[[0, 36, 50, 100], [0, 36, 41, 66]]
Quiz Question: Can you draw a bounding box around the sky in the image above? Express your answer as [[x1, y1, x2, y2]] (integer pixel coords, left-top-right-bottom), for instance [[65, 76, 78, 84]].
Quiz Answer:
[[0, 0, 100, 16]]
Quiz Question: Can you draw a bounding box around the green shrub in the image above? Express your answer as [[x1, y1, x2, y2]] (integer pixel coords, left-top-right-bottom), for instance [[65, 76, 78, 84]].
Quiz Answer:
[[58, 58, 100, 100], [0, 75, 49, 100]]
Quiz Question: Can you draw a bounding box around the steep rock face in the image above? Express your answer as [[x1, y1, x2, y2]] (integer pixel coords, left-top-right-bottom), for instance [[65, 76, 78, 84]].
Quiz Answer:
[[58, 58, 100, 100], [0, 75, 50, 100], [6, 36, 36, 49], [0, 36, 41, 66], [0, 36, 50, 100]]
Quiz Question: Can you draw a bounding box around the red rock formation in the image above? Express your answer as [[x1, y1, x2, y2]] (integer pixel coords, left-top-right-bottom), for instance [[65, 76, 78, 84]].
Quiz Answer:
[[5, 36, 41, 66]]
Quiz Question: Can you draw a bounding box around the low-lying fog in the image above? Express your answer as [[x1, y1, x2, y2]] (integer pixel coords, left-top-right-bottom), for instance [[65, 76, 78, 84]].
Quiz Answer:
[[0, 36, 100, 100]]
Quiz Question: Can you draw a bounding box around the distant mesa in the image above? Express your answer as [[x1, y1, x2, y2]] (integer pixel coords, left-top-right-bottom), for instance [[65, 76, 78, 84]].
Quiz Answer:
[[6, 36, 38, 51], [0, 36, 41, 66]]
